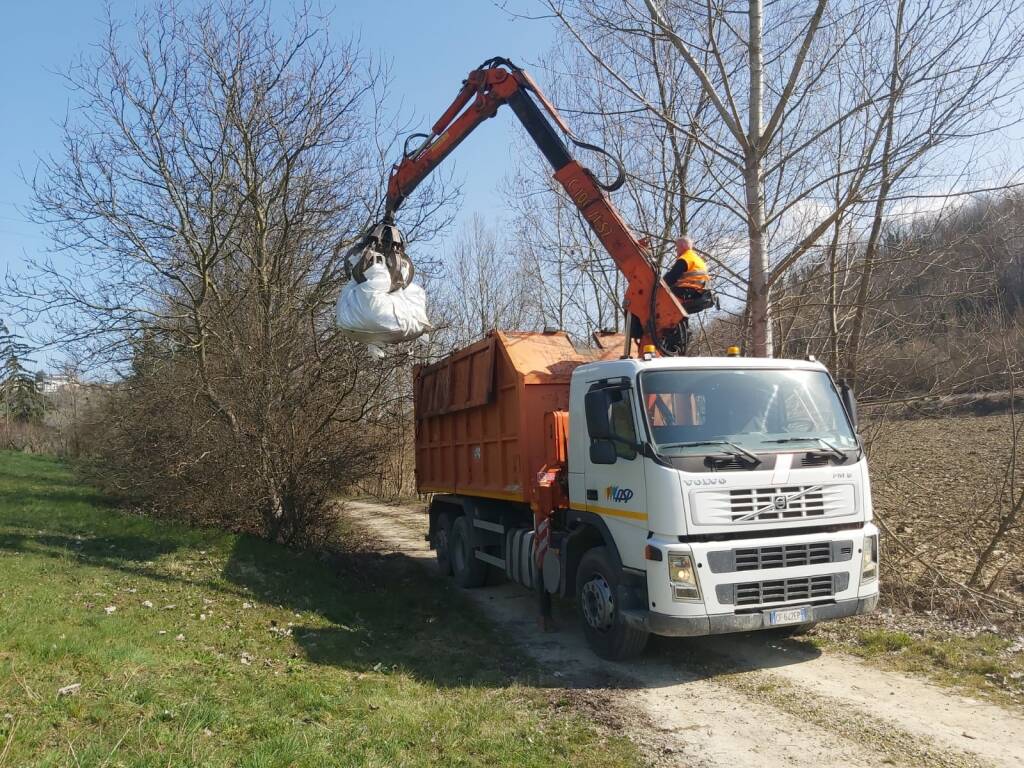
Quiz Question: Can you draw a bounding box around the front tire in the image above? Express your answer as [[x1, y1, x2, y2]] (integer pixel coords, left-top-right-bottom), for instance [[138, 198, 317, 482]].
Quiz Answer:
[[576, 546, 649, 660], [449, 516, 488, 589]]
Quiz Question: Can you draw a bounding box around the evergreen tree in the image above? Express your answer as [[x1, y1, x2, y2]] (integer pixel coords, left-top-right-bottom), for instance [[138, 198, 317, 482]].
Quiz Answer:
[[0, 320, 45, 425]]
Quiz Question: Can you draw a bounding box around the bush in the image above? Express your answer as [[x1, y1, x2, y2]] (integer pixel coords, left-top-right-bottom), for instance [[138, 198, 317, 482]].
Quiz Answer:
[[79, 340, 399, 547]]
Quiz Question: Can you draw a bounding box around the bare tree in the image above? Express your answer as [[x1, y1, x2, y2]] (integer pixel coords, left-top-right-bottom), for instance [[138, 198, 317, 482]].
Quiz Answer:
[[542, 0, 1024, 357], [6, 2, 454, 542], [967, 329, 1024, 590], [503, 45, 731, 345], [429, 214, 540, 349]]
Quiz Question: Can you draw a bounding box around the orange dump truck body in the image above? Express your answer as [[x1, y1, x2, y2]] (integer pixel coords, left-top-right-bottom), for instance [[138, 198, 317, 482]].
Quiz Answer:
[[414, 330, 621, 504]]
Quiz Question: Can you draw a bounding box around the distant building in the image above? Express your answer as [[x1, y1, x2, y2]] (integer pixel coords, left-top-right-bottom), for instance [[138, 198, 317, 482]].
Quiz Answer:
[[36, 373, 78, 394]]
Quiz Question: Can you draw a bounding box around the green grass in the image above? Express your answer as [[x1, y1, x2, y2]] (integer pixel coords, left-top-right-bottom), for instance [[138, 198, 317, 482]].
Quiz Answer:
[[813, 625, 1024, 706], [0, 452, 639, 767]]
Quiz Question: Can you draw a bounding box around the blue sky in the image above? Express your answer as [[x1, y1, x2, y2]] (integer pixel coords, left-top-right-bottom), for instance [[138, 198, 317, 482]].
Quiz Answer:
[[0, 0, 555, 366]]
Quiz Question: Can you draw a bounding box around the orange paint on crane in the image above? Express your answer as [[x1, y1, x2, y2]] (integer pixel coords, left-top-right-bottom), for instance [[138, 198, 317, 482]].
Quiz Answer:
[[413, 330, 618, 504]]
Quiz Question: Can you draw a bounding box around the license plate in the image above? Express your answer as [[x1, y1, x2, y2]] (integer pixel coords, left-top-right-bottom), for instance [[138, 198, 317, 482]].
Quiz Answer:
[[767, 606, 809, 626]]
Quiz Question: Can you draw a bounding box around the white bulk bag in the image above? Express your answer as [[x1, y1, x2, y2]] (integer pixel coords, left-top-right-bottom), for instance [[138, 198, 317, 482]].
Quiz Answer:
[[335, 249, 430, 346]]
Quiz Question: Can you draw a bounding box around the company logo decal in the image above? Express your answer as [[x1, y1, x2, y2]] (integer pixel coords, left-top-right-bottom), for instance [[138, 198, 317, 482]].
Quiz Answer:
[[604, 485, 634, 503], [773, 495, 788, 510]]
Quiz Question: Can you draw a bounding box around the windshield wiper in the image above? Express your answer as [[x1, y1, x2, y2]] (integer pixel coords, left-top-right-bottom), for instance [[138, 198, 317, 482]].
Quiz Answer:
[[762, 436, 847, 461], [659, 440, 761, 467]]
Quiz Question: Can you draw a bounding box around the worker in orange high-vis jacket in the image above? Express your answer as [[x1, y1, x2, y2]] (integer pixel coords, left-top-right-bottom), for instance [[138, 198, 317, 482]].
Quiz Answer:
[[664, 237, 713, 315]]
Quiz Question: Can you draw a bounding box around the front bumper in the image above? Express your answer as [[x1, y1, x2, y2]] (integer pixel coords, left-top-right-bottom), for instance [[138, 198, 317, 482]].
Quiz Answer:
[[626, 593, 879, 637]]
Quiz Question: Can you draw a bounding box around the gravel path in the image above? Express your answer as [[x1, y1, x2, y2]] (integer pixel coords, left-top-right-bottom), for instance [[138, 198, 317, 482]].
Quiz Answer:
[[342, 500, 1024, 768]]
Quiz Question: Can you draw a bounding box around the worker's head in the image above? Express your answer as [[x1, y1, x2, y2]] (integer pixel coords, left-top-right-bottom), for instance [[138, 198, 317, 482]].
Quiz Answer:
[[675, 236, 694, 255]]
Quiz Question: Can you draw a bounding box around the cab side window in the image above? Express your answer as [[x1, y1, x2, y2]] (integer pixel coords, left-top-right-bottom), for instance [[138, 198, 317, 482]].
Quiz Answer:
[[607, 390, 638, 460]]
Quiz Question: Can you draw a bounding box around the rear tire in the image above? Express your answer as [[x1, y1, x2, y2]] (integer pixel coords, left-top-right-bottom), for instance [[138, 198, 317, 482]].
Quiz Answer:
[[576, 546, 649, 660], [434, 511, 453, 576], [450, 516, 488, 589]]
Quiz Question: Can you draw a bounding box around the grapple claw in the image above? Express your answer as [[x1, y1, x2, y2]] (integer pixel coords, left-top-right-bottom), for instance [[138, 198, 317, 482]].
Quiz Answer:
[[341, 219, 414, 292], [335, 215, 430, 345]]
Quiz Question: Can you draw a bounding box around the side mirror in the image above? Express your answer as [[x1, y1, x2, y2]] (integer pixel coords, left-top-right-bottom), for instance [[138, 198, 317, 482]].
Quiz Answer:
[[584, 390, 612, 440], [590, 439, 618, 465], [839, 379, 858, 429]]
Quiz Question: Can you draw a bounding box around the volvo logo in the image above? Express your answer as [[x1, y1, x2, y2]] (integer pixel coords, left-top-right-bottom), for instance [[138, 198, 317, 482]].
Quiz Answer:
[[733, 485, 823, 523], [684, 478, 727, 487]]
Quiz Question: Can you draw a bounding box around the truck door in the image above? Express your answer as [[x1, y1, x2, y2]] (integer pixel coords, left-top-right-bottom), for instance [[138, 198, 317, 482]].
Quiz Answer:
[[582, 383, 648, 567]]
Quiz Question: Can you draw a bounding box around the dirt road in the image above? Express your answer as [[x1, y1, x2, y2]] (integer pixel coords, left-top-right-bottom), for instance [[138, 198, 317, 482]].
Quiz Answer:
[[343, 500, 1024, 768]]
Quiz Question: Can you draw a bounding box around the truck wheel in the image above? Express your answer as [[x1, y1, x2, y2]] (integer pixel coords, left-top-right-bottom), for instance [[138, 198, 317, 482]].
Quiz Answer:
[[576, 546, 649, 660], [450, 516, 488, 589], [434, 511, 453, 576]]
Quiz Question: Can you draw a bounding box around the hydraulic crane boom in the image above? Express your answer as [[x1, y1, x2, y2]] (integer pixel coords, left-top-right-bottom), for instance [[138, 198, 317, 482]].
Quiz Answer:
[[379, 57, 688, 354]]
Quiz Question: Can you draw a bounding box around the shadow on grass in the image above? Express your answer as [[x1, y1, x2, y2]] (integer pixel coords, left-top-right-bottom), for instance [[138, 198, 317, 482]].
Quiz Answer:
[[0, 529, 181, 564], [0, 512, 826, 692], [0, 520, 825, 689], [221, 534, 825, 690], [222, 535, 526, 687], [0, 524, 255, 605], [0, 525, 530, 687], [0, 488, 116, 509], [0, 452, 824, 691]]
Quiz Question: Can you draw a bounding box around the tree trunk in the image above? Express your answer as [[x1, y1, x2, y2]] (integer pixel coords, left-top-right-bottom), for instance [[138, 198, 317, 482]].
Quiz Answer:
[[827, 219, 842, 370], [844, 0, 905, 384], [745, 0, 771, 357]]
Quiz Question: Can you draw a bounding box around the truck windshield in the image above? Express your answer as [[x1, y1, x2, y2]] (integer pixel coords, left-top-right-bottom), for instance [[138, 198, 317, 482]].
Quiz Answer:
[[637, 368, 857, 457]]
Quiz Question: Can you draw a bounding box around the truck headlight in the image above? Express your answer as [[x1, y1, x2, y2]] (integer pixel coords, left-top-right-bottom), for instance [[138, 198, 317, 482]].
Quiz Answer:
[[861, 534, 878, 582], [668, 553, 700, 601]]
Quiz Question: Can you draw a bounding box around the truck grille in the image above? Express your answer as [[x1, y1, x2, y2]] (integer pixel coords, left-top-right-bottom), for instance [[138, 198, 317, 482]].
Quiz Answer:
[[734, 575, 835, 607], [706, 540, 854, 573], [736, 542, 832, 570], [730, 486, 824, 520], [690, 484, 856, 527]]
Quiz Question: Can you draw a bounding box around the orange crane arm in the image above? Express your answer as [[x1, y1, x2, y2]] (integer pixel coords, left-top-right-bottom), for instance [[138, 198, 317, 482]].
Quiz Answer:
[[383, 57, 687, 354]]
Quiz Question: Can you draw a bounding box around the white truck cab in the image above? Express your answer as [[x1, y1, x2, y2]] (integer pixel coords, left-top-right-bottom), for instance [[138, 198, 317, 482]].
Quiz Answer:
[[566, 355, 879, 645]]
